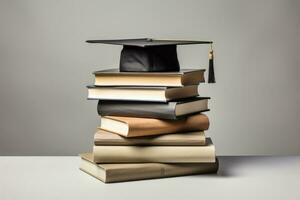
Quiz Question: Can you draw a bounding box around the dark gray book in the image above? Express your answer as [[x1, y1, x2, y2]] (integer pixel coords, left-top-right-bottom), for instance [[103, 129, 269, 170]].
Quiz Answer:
[[97, 97, 209, 120]]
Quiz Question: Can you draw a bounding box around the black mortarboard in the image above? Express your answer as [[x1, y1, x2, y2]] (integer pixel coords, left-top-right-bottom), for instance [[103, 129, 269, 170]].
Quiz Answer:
[[86, 38, 215, 83]]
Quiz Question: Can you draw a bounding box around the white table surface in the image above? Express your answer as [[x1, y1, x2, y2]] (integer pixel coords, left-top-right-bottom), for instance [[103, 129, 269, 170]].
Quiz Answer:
[[0, 156, 299, 200]]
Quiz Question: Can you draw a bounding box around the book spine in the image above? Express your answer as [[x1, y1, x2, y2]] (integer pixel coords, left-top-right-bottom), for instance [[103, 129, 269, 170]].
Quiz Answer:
[[98, 101, 177, 119]]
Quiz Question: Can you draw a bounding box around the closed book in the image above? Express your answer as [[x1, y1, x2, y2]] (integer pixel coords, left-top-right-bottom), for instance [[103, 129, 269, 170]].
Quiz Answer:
[[87, 85, 198, 102], [93, 68, 205, 87], [94, 129, 206, 146], [97, 97, 209, 119], [100, 113, 209, 137], [93, 138, 215, 163], [80, 153, 218, 183]]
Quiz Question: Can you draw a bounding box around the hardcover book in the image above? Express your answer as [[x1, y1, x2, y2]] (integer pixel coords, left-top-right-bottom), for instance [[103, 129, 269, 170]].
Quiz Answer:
[[100, 113, 209, 137], [80, 153, 219, 183], [94, 129, 206, 146], [97, 97, 209, 119], [87, 85, 199, 102], [93, 138, 215, 163], [93, 68, 205, 87]]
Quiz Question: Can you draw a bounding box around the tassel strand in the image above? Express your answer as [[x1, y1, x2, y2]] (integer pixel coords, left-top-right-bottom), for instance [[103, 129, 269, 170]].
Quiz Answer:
[[208, 43, 215, 83]]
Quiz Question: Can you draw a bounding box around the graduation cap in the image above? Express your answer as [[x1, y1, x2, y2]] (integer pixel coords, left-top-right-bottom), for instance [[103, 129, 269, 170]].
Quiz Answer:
[[86, 38, 215, 83]]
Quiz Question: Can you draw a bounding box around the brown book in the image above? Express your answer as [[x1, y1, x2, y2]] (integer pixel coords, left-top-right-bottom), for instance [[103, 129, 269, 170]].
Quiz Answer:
[[93, 138, 215, 163], [94, 129, 206, 146], [79, 153, 218, 183], [93, 68, 205, 87], [100, 113, 209, 137]]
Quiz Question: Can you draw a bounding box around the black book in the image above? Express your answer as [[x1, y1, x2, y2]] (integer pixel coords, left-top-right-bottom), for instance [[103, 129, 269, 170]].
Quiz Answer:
[[97, 97, 209, 120]]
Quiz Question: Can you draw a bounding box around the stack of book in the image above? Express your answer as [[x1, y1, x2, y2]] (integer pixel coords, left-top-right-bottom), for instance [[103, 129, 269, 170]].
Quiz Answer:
[[80, 69, 218, 183]]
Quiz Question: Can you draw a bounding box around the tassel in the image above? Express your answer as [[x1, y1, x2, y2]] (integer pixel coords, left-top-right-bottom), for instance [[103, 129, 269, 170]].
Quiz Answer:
[[208, 43, 215, 83]]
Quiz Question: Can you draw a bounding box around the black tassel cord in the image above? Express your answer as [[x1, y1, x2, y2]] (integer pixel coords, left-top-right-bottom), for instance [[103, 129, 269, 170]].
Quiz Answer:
[[208, 43, 215, 83]]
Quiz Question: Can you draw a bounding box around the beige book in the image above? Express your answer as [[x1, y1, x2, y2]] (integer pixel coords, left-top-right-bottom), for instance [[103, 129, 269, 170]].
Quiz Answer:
[[100, 113, 209, 137], [93, 138, 215, 163], [94, 129, 206, 146], [87, 85, 199, 102], [79, 153, 218, 183], [93, 68, 205, 87]]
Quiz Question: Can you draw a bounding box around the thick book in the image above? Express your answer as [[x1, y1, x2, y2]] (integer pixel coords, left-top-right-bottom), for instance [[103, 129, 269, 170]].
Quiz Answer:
[[97, 97, 209, 120], [80, 153, 218, 183], [100, 113, 209, 137], [93, 138, 215, 163], [94, 129, 206, 146], [87, 85, 198, 102], [93, 68, 205, 87]]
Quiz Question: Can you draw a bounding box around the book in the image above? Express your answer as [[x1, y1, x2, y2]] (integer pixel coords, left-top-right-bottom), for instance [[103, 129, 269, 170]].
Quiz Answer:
[[100, 113, 209, 137], [97, 97, 209, 119], [94, 129, 206, 146], [87, 85, 198, 102], [93, 68, 205, 87], [93, 138, 215, 163], [80, 153, 218, 183]]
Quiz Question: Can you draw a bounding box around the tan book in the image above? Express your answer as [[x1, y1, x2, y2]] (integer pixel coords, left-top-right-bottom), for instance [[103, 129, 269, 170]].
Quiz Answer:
[[94, 129, 206, 146], [93, 69, 205, 87], [87, 85, 199, 102], [93, 138, 215, 163], [100, 113, 209, 137], [79, 153, 218, 183]]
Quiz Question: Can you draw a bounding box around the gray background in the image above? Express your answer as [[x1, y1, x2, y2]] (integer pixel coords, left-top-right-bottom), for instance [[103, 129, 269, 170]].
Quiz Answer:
[[0, 0, 299, 156]]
